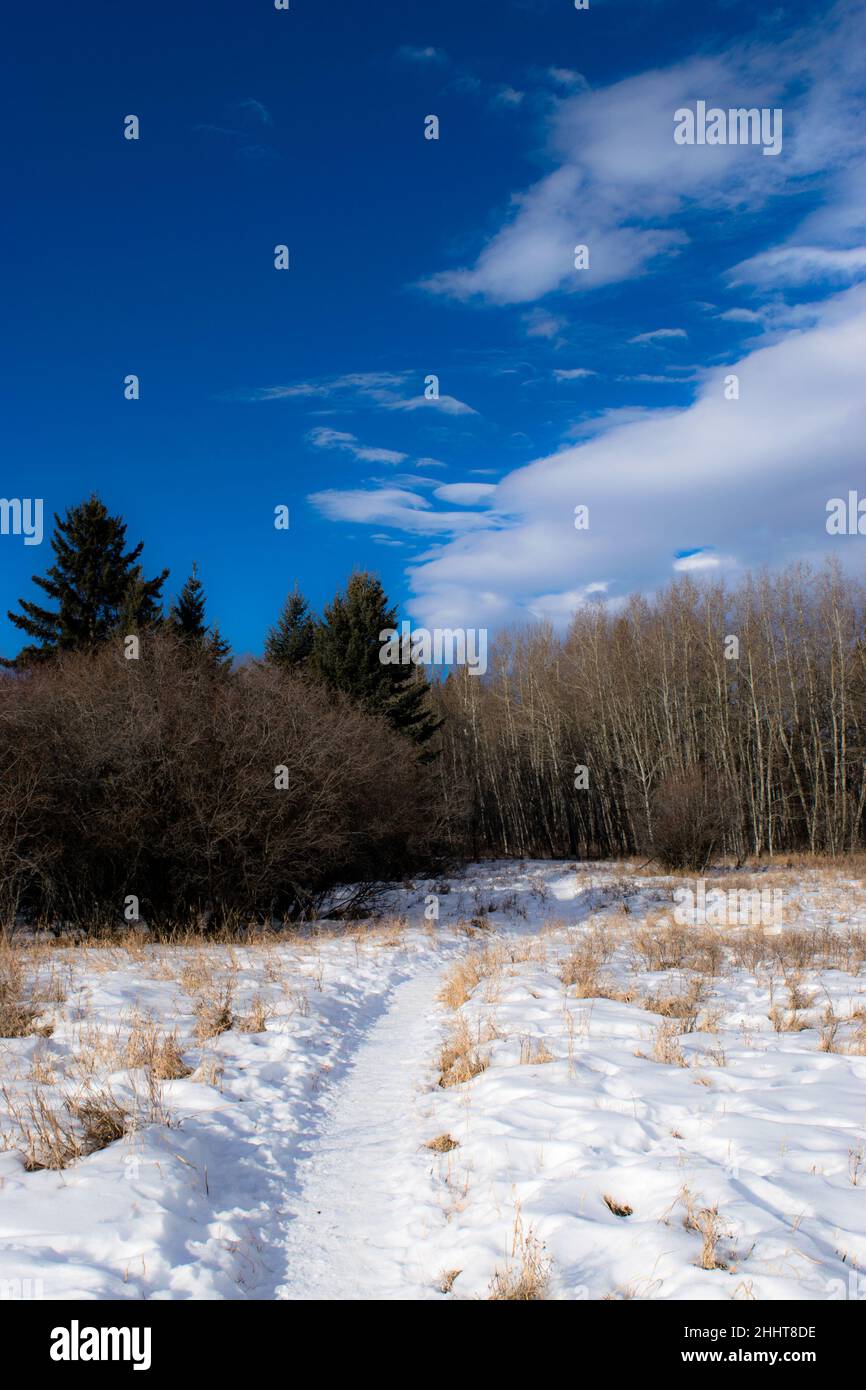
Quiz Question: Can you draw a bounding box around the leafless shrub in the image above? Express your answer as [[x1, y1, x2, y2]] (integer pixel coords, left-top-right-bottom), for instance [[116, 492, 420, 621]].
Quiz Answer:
[[644, 769, 731, 871], [0, 633, 442, 928]]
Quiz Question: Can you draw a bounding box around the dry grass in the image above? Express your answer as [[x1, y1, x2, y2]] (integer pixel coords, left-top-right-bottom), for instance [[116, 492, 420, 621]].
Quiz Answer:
[[1, 1083, 129, 1170], [651, 1020, 688, 1067], [642, 975, 707, 1032], [674, 1186, 730, 1270], [603, 1193, 633, 1217], [439, 1268, 462, 1294], [488, 1211, 551, 1301], [559, 925, 619, 998], [124, 1017, 191, 1080], [1, 1086, 84, 1169], [694, 1206, 729, 1271], [438, 948, 502, 1011], [519, 1035, 554, 1065], [193, 981, 235, 1041], [236, 995, 270, 1033], [68, 1088, 131, 1151], [438, 1018, 490, 1089], [632, 918, 691, 972], [0, 943, 53, 1038], [427, 1133, 460, 1153]]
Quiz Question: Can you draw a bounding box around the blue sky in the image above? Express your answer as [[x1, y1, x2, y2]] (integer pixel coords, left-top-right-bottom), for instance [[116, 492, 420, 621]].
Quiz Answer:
[[3, 0, 866, 657]]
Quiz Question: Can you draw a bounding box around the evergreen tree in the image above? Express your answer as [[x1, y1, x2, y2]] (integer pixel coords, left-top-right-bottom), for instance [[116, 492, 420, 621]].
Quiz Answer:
[[117, 564, 166, 636], [312, 571, 441, 749], [265, 586, 316, 669], [168, 564, 207, 642], [3, 495, 168, 666], [169, 564, 232, 669]]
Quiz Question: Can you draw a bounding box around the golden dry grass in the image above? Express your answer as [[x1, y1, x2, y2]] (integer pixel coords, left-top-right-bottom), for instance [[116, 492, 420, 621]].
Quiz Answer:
[[603, 1193, 633, 1217], [488, 1213, 551, 1301], [426, 1133, 460, 1153], [438, 1018, 490, 1088]]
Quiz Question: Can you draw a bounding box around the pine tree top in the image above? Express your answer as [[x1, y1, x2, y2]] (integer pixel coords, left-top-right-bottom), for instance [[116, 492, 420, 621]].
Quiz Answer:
[[3, 494, 168, 667]]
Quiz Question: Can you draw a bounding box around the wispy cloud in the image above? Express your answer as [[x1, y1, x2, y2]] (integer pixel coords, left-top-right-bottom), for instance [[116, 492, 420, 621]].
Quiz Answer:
[[628, 327, 688, 344], [308, 486, 493, 535], [229, 371, 477, 418], [307, 427, 407, 466], [728, 246, 866, 288], [397, 45, 446, 63]]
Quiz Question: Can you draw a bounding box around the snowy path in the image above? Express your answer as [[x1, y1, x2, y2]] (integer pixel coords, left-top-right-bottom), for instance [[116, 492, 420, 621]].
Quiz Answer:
[[274, 965, 445, 1301]]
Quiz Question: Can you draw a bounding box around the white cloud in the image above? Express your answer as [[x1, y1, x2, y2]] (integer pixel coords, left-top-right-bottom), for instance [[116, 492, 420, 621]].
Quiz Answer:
[[672, 551, 733, 573], [308, 486, 492, 536], [629, 327, 688, 344], [729, 246, 866, 288], [353, 446, 408, 464], [433, 483, 498, 505], [383, 394, 479, 416], [523, 308, 566, 339], [718, 308, 763, 322], [397, 281, 866, 631], [307, 427, 406, 465], [546, 68, 588, 91], [308, 427, 355, 449], [492, 86, 525, 109], [553, 368, 597, 380], [420, 4, 866, 306]]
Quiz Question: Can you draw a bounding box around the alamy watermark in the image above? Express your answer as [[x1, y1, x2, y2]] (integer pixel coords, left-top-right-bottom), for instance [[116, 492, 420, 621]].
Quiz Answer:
[[0, 497, 43, 545], [671, 880, 784, 928], [50, 1321, 152, 1371], [379, 621, 488, 676], [674, 102, 783, 157]]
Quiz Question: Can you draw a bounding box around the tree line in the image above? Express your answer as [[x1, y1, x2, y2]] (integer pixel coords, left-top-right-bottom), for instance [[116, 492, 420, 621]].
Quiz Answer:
[[3, 495, 865, 928], [431, 564, 866, 865]]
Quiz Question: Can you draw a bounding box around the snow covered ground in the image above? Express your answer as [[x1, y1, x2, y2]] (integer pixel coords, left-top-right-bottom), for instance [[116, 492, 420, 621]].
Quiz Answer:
[[1, 860, 866, 1301]]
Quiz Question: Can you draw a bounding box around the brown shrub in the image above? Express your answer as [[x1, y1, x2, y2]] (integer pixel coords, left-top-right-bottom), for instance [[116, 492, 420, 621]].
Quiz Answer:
[[0, 634, 442, 927]]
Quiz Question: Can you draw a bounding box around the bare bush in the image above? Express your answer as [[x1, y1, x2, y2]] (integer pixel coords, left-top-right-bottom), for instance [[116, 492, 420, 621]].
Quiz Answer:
[[0, 633, 443, 928]]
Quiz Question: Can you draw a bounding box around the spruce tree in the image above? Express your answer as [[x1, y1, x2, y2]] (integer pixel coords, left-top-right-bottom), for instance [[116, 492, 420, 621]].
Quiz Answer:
[[169, 564, 232, 669], [312, 571, 441, 749], [169, 564, 207, 641], [3, 495, 168, 666], [265, 586, 315, 669]]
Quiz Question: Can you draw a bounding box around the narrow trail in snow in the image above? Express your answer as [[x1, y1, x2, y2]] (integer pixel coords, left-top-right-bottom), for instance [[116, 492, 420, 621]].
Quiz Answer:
[[274, 964, 446, 1301]]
